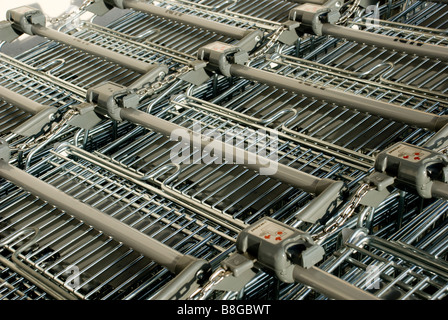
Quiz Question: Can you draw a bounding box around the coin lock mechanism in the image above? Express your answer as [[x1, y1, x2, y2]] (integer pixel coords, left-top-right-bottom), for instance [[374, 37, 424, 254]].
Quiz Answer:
[[197, 41, 248, 77], [289, 0, 342, 36], [236, 217, 324, 283], [374, 142, 448, 199]]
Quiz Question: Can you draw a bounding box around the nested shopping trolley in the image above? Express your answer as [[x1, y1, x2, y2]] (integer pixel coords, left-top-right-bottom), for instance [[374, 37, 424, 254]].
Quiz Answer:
[[0, 53, 84, 167], [0, 0, 448, 300]]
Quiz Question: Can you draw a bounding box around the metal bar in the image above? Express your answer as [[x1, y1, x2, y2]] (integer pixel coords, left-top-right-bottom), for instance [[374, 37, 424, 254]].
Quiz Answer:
[[0, 85, 49, 115], [229, 64, 448, 132], [0, 228, 77, 300], [151, 259, 208, 300], [349, 18, 448, 41], [321, 23, 448, 63], [0, 255, 74, 300], [30, 25, 156, 75], [121, 0, 250, 40], [0, 55, 86, 98], [119, 107, 336, 195], [293, 180, 344, 224], [0, 159, 196, 274], [292, 265, 380, 300], [431, 180, 448, 201]]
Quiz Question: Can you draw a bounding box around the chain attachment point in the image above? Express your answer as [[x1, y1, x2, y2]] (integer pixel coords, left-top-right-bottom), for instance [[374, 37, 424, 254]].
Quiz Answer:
[[12, 109, 80, 153], [188, 267, 232, 300], [312, 183, 373, 241]]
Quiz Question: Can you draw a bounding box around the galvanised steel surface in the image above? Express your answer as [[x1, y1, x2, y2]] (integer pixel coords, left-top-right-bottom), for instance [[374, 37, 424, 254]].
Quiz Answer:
[[0, 0, 447, 301]]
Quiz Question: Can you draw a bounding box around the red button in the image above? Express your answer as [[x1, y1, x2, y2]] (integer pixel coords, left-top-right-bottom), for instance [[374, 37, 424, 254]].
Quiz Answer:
[[414, 152, 420, 156], [403, 155, 409, 159], [414, 157, 421, 160], [275, 237, 282, 241], [264, 235, 271, 239], [277, 231, 283, 235]]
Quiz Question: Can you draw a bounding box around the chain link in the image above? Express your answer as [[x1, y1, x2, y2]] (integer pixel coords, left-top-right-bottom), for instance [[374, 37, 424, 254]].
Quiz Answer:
[[336, 0, 361, 25], [13, 65, 191, 152], [136, 65, 193, 97], [249, 26, 285, 61], [188, 267, 232, 300], [12, 109, 79, 152], [312, 183, 373, 241], [48, 0, 95, 25]]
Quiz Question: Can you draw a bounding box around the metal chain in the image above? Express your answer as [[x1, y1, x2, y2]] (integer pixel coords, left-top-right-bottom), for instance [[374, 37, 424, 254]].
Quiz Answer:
[[439, 145, 448, 155], [312, 183, 373, 241], [48, 0, 95, 25], [136, 65, 193, 97], [249, 26, 285, 61], [12, 109, 79, 152], [336, 0, 361, 25], [188, 267, 232, 300]]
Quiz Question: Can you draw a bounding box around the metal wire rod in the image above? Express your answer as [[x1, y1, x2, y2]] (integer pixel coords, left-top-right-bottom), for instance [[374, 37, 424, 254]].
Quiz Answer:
[[229, 64, 448, 132], [321, 23, 448, 62], [119, 107, 338, 196], [30, 25, 158, 75], [0, 86, 51, 115], [0, 159, 200, 275], [120, 0, 252, 40]]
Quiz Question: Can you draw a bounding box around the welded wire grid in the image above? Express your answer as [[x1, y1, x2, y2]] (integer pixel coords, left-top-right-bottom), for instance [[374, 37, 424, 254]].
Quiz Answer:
[[171, 1, 448, 298], [171, 0, 232, 9], [0, 55, 80, 138], [0, 145, 237, 300], [0, 258, 51, 300], [139, 89, 434, 249], [395, 1, 448, 27], [299, 2, 448, 94], [234, 193, 448, 301], [14, 38, 143, 90], [389, 199, 448, 258], [198, 59, 438, 159], [130, 0, 261, 31], [12, 1, 259, 91], [102, 7, 251, 54], [180, 88, 376, 167], [77, 21, 195, 67], [223, 0, 294, 23], [281, 232, 448, 300], [79, 0, 448, 296], [96, 96, 374, 227]]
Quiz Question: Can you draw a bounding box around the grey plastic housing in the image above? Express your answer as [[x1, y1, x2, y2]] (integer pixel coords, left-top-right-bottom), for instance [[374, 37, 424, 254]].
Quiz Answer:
[[197, 41, 248, 77], [6, 6, 46, 35], [374, 142, 448, 199], [86, 82, 139, 122], [289, 0, 342, 35], [236, 217, 324, 283]]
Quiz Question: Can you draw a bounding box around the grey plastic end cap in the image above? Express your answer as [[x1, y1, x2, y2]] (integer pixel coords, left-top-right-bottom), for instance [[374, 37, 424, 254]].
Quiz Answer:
[[0, 21, 22, 42], [6, 6, 46, 35], [0, 139, 11, 163]]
